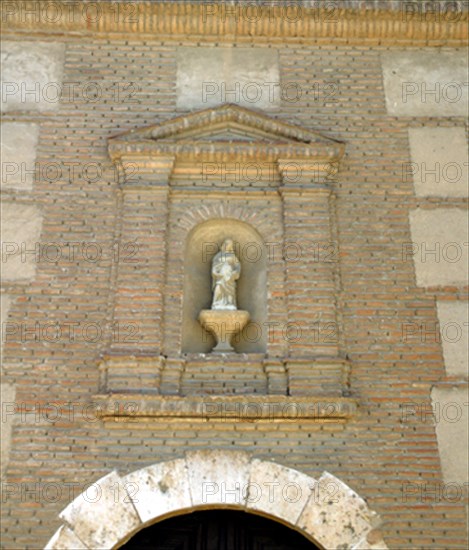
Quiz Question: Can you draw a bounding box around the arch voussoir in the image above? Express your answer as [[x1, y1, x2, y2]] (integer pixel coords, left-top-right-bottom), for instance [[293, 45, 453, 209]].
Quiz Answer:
[[55, 471, 141, 549], [246, 458, 317, 528], [297, 472, 384, 550], [122, 458, 192, 524], [44, 525, 89, 550]]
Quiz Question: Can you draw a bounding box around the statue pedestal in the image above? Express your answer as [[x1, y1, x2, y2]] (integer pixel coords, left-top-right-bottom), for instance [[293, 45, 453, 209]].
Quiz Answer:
[[198, 309, 250, 353]]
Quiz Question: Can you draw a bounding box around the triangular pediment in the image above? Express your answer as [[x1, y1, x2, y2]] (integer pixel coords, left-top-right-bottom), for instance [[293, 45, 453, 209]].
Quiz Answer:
[[109, 104, 342, 148], [108, 105, 345, 179]]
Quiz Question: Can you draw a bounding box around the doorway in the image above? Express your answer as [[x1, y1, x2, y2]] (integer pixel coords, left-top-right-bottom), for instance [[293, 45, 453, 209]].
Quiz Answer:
[[120, 509, 319, 549]]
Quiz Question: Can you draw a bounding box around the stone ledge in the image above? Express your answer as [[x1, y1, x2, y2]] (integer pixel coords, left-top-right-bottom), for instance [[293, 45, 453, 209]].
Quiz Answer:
[[101, 353, 350, 395], [92, 394, 357, 422]]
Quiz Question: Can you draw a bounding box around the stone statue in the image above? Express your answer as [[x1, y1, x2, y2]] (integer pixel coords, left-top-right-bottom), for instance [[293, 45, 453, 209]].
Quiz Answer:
[[198, 237, 249, 352], [211, 238, 241, 310]]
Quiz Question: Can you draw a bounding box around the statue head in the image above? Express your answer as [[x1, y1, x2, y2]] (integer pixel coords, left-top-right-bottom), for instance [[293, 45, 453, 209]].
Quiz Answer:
[[221, 239, 235, 253]]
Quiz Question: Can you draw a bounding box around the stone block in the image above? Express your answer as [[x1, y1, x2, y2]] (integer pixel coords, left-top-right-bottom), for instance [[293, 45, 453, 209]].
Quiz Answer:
[[247, 458, 316, 526], [1, 202, 43, 281], [298, 472, 378, 549], [176, 47, 279, 110], [381, 51, 468, 117], [1, 122, 39, 191], [408, 127, 468, 197], [408, 208, 469, 288], [45, 525, 89, 550], [437, 301, 469, 378], [59, 471, 141, 549], [431, 386, 469, 484], [1, 41, 65, 112], [185, 449, 250, 506], [123, 458, 192, 523]]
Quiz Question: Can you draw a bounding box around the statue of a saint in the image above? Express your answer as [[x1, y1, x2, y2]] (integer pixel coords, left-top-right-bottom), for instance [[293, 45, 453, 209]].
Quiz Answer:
[[211, 239, 241, 310]]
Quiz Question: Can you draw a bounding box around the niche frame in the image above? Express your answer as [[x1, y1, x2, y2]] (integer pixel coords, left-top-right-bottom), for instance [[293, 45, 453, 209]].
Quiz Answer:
[[103, 103, 350, 400]]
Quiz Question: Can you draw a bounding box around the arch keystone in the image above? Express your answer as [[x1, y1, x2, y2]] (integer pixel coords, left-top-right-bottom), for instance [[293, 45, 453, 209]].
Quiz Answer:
[[185, 449, 250, 506]]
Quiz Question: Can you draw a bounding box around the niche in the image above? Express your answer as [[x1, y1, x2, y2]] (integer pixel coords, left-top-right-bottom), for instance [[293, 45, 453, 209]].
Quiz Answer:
[[181, 218, 267, 354]]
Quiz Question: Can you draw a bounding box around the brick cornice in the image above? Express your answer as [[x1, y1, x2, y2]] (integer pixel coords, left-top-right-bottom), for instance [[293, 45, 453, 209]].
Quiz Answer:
[[2, 1, 467, 46]]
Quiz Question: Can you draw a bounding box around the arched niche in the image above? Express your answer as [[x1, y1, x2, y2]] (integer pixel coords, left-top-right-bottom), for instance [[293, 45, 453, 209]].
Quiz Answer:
[[181, 218, 267, 354]]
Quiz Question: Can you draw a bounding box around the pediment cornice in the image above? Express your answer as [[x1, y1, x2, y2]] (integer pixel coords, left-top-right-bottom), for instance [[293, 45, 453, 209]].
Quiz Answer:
[[108, 104, 345, 166]]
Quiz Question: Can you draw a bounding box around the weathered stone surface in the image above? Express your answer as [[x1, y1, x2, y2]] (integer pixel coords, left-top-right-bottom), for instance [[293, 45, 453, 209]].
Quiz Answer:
[[176, 47, 280, 110], [185, 449, 250, 506], [381, 51, 469, 116], [123, 458, 192, 523], [437, 301, 469, 378], [1, 122, 39, 190], [1, 42, 65, 112], [1, 294, 12, 358], [0, 383, 16, 478], [408, 127, 468, 197], [198, 309, 250, 352], [247, 459, 316, 527], [1, 202, 43, 280], [59, 471, 141, 549], [44, 525, 89, 550], [298, 472, 379, 549], [431, 386, 469, 484], [408, 208, 469, 288], [43, 455, 389, 549], [352, 533, 389, 550]]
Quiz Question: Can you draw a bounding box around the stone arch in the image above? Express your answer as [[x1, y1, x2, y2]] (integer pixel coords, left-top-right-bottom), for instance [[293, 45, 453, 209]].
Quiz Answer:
[[181, 218, 269, 353], [45, 450, 388, 550]]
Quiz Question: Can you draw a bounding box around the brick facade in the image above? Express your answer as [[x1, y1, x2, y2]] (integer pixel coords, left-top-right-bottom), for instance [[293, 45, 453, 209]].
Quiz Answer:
[[1, 2, 468, 549]]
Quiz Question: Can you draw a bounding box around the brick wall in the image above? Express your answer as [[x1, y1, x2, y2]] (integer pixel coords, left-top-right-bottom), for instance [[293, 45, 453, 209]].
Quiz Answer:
[[1, 16, 468, 550]]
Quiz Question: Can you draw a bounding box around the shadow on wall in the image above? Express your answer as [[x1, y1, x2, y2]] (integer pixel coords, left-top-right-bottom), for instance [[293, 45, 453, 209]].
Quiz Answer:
[[182, 218, 267, 353]]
